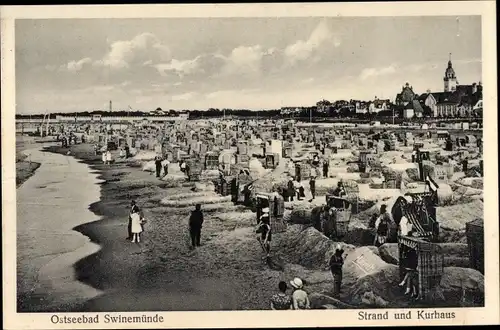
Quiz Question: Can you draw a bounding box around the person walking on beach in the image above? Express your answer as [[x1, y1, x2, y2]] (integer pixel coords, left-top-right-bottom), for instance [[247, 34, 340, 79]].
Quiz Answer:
[[162, 157, 170, 177], [154, 154, 163, 178], [256, 208, 272, 258], [270, 281, 293, 310], [290, 278, 310, 310], [309, 176, 316, 201], [189, 204, 204, 249]]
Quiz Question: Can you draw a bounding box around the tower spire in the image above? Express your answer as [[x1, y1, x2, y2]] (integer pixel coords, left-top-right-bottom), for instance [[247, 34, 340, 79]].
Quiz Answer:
[[449, 52, 451, 61]]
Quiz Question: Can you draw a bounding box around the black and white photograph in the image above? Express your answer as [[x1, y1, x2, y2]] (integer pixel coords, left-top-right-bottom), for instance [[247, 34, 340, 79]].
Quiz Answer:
[[2, 2, 498, 329]]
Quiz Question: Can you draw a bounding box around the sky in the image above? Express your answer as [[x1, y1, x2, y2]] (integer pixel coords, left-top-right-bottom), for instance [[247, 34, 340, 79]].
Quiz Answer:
[[15, 16, 482, 114]]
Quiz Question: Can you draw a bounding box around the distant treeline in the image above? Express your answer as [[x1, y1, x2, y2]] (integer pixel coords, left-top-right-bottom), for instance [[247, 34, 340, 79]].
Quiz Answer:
[[15, 107, 482, 122]]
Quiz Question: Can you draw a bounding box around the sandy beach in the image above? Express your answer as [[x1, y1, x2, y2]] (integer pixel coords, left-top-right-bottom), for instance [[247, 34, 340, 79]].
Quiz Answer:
[[37, 143, 284, 312], [16, 145, 103, 312]]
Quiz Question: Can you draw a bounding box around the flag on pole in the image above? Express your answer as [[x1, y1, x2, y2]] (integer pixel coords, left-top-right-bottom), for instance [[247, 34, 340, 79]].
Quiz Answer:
[[426, 175, 439, 192]]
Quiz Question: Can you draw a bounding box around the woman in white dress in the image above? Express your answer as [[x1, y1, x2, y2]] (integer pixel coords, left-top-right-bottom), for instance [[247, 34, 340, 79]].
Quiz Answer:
[[102, 149, 107, 164], [106, 150, 112, 164], [130, 211, 143, 243]]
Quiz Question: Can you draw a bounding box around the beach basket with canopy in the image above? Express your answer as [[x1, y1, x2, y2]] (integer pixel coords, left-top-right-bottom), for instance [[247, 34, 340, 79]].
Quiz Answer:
[[234, 170, 253, 205], [254, 192, 286, 233], [324, 195, 352, 239], [282, 142, 293, 158], [237, 140, 249, 155], [186, 157, 203, 182], [204, 151, 220, 170], [294, 160, 312, 181], [265, 153, 280, 169], [216, 171, 234, 197], [395, 192, 443, 301], [466, 218, 484, 274]]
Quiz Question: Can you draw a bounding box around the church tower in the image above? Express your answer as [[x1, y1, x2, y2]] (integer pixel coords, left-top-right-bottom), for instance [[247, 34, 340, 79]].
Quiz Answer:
[[444, 53, 457, 92]]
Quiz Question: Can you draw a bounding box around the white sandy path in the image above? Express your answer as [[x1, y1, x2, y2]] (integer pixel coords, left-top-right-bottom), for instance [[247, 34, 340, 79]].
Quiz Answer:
[[16, 147, 104, 311]]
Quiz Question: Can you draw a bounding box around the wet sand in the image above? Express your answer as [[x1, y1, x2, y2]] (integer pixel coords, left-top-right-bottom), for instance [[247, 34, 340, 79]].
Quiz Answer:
[[36, 144, 281, 312], [17, 146, 103, 312]]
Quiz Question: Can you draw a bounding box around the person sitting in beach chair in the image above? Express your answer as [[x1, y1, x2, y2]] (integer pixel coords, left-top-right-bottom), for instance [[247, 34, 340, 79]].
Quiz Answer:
[[399, 245, 419, 298], [180, 160, 187, 173], [256, 208, 272, 258], [312, 154, 320, 167], [333, 181, 346, 199]]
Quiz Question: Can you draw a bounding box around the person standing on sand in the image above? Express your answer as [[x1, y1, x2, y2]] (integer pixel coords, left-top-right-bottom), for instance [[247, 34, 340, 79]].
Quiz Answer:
[[309, 176, 316, 201], [329, 244, 345, 296], [162, 157, 170, 177], [374, 204, 390, 247], [124, 144, 130, 158], [106, 150, 112, 164], [128, 200, 141, 240], [287, 178, 295, 202], [189, 204, 204, 249], [154, 154, 163, 178], [102, 149, 107, 164], [323, 160, 329, 178], [130, 207, 143, 243]]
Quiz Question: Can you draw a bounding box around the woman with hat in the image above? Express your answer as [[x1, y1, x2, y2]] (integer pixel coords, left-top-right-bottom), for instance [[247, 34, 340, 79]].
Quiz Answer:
[[290, 278, 310, 310], [270, 281, 293, 310]]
